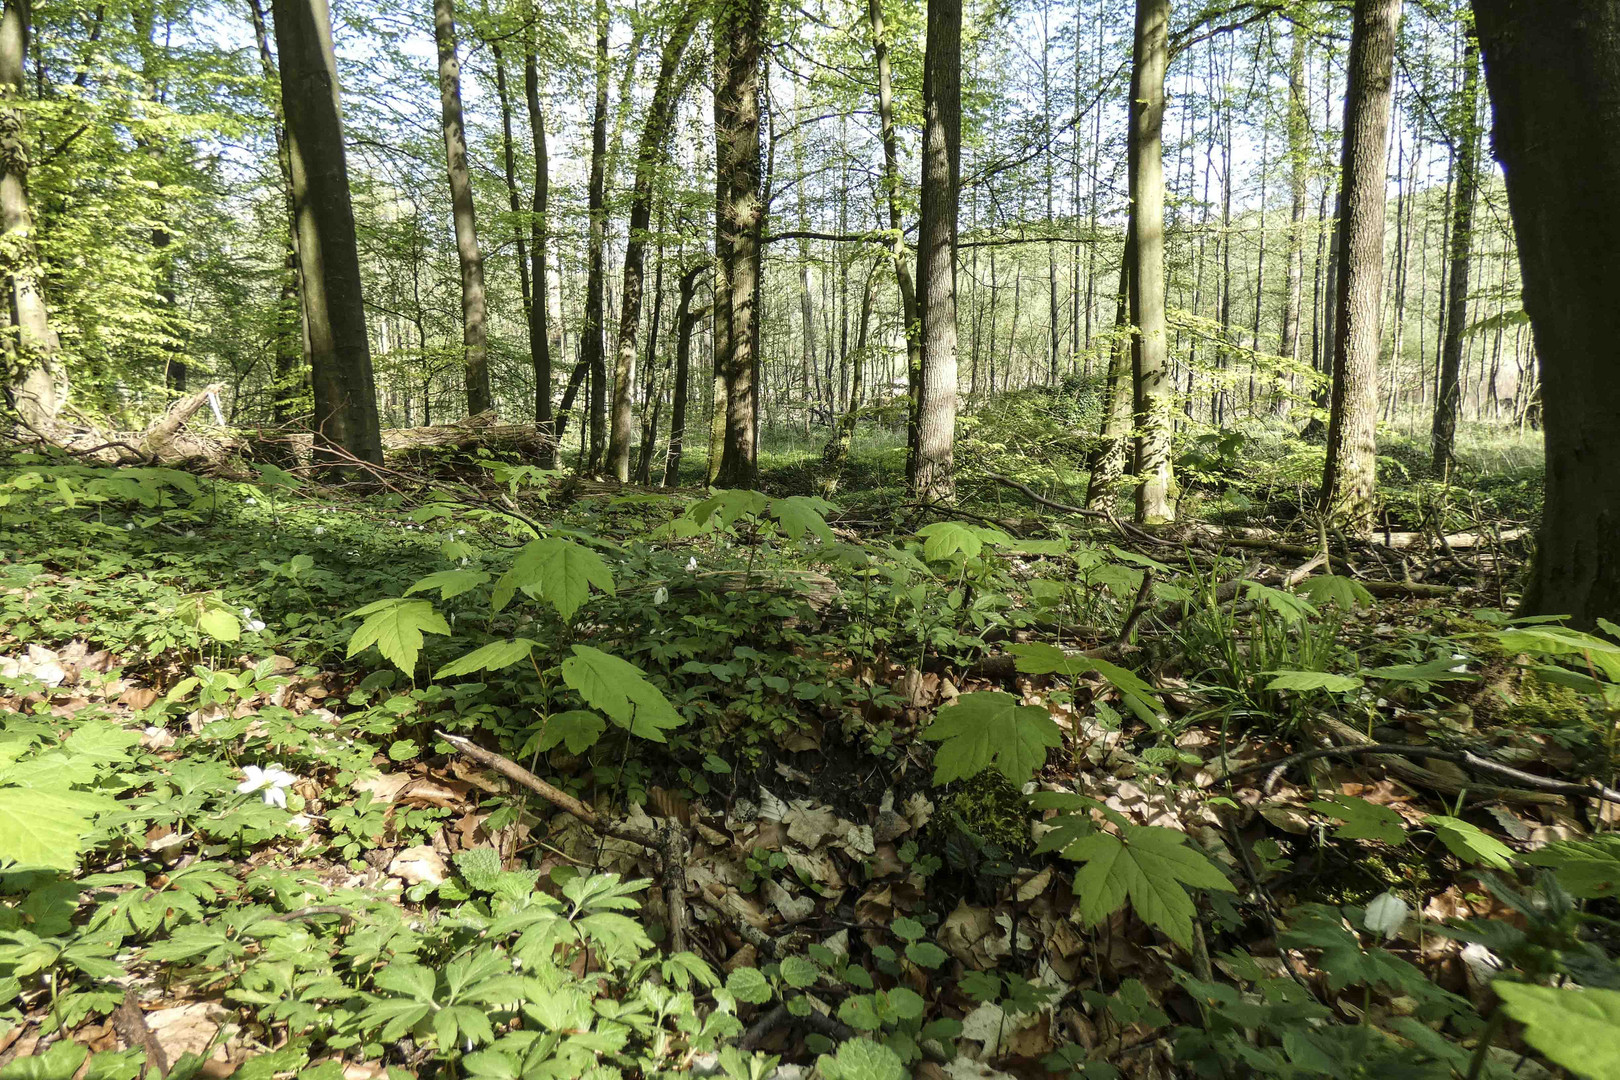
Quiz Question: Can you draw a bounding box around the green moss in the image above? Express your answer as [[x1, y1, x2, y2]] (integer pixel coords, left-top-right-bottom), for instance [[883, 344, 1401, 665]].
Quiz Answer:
[[945, 771, 1033, 855]]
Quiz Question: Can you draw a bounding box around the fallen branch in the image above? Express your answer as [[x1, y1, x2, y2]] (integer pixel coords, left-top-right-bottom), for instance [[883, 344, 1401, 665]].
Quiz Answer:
[[1228, 741, 1620, 804], [976, 472, 1178, 548]]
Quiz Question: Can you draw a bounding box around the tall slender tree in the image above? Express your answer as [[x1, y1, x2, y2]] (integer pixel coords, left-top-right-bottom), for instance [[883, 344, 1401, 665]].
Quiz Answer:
[[583, 0, 609, 471], [270, 0, 382, 467], [1319, 0, 1402, 532], [1, 0, 63, 433], [433, 0, 491, 417], [522, 9, 554, 463], [1473, 0, 1620, 626], [1430, 28, 1480, 473], [1128, 0, 1174, 523], [607, 3, 699, 482], [910, 0, 961, 504]]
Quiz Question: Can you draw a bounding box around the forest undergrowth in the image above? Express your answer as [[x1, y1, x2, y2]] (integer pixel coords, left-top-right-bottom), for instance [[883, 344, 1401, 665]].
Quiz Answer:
[[1, 420, 1617, 1080]]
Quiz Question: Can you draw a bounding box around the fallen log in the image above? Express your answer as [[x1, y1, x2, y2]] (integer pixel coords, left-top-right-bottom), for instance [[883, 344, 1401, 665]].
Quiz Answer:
[[383, 410, 554, 459]]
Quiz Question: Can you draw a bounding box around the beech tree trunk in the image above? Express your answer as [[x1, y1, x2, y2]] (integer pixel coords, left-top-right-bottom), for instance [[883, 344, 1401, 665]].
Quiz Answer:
[[1128, 0, 1174, 523], [1086, 249, 1132, 511], [433, 0, 491, 418], [583, 0, 609, 472], [607, 3, 698, 481], [1278, 20, 1309, 379], [910, 0, 961, 504], [1319, 0, 1401, 533], [270, 0, 382, 468], [714, 0, 764, 488], [522, 17, 554, 465], [1473, 0, 1620, 626], [0, 0, 63, 433], [664, 264, 706, 487], [1431, 31, 1480, 474], [868, 0, 922, 454]]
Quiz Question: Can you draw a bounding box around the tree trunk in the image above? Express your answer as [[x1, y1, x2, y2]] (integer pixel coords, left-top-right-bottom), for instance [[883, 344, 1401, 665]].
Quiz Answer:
[[665, 263, 707, 486], [910, 0, 961, 504], [433, 0, 491, 418], [1, 0, 63, 433], [1318, 0, 1401, 533], [714, 0, 764, 488], [270, 0, 382, 468], [1086, 249, 1132, 511], [583, 0, 609, 472], [1431, 31, 1480, 474], [1278, 20, 1309, 376], [1128, 0, 1174, 523], [606, 3, 698, 481], [825, 259, 879, 470], [522, 13, 554, 464], [1473, 0, 1620, 626], [247, 0, 307, 428]]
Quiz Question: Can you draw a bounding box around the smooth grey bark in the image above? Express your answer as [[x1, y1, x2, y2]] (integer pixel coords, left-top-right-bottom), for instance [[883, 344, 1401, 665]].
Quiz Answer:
[[270, 0, 382, 468], [1128, 0, 1174, 523], [1319, 0, 1402, 532], [1431, 31, 1481, 474], [433, 0, 491, 417]]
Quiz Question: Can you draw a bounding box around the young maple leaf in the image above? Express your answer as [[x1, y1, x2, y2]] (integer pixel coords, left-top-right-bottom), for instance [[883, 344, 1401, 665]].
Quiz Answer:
[[921, 691, 1062, 785]]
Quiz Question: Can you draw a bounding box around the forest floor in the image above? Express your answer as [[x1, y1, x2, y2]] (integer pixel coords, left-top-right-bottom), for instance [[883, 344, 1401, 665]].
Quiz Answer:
[[1, 402, 1615, 1080]]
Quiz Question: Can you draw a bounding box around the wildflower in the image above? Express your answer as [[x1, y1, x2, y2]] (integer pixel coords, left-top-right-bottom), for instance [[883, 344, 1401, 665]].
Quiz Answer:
[[1449, 651, 1469, 674], [244, 497, 257, 506], [237, 764, 297, 808], [314, 525, 325, 536], [653, 586, 669, 606], [1363, 891, 1409, 939], [241, 607, 267, 633], [124, 522, 135, 531], [686, 556, 698, 572]]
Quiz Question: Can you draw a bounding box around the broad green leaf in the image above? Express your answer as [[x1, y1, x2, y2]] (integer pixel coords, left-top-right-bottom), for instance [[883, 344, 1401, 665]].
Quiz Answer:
[[1293, 574, 1373, 611], [1426, 814, 1514, 870], [1263, 670, 1364, 693], [1493, 625, 1620, 682], [770, 496, 836, 544], [560, 646, 683, 742], [914, 520, 1003, 561], [197, 606, 241, 643], [1066, 824, 1234, 947], [920, 691, 1062, 785], [63, 722, 142, 765], [1244, 582, 1317, 624], [1495, 981, 1620, 1079], [348, 598, 451, 675], [1366, 657, 1479, 686], [494, 538, 614, 621], [525, 711, 607, 755], [1308, 795, 1407, 846], [1007, 644, 1165, 728], [406, 569, 490, 600], [817, 1037, 906, 1080], [1524, 836, 1620, 899], [726, 966, 771, 1004], [778, 955, 819, 988], [0, 788, 93, 870], [434, 638, 540, 680]]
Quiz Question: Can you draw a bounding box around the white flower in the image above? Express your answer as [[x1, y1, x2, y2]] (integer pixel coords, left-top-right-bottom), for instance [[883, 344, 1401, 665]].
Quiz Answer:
[[1460, 942, 1503, 984], [241, 607, 267, 634], [124, 522, 135, 531], [653, 586, 669, 606], [686, 556, 698, 572], [314, 525, 325, 536], [237, 764, 297, 808], [1363, 891, 1409, 939], [244, 497, 257, 505]]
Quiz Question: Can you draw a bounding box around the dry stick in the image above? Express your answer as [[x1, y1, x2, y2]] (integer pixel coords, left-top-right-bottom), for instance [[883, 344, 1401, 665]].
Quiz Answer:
[[110, 989, 169, 1080], [437, 730, 763, 957], [976, 471, 1178, 548], [1227, 741, 1620, 804]]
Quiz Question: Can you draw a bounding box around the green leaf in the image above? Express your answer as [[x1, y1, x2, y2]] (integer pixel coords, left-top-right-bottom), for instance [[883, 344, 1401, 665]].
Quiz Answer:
[[1007, 644, 1165, 728], [726, 966, 772, 1004], [1308, 795, 1407, 845], [493, 538, 615, 621], [1524, 836, 1620, 899], [778, 955, 819, 988], [1366, 657, 1479, 686], [561, 646, 684, 742], [920, 691, 1062, 785], [1263, 670, 1364, 693], [916, 521, 989, 561], [434, 638, 540, 680], [1494, 981, 1620, 1079], [770, 496, 836, 544], [817, 1037, 907, 1080], [1293, 574, 1373, 611], [905, 941, 949, 969], [405, 569, 490, 600], [0, 1038, 86, 1080], [197, 606, 241, 643], [1066, 824, 1235, 947], [524, 710, 608, 756], [347, 598, 451, 675], [0, 787, 94, 870], [890, 916, 925, 942], [1426, 814, 1514, 870]]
